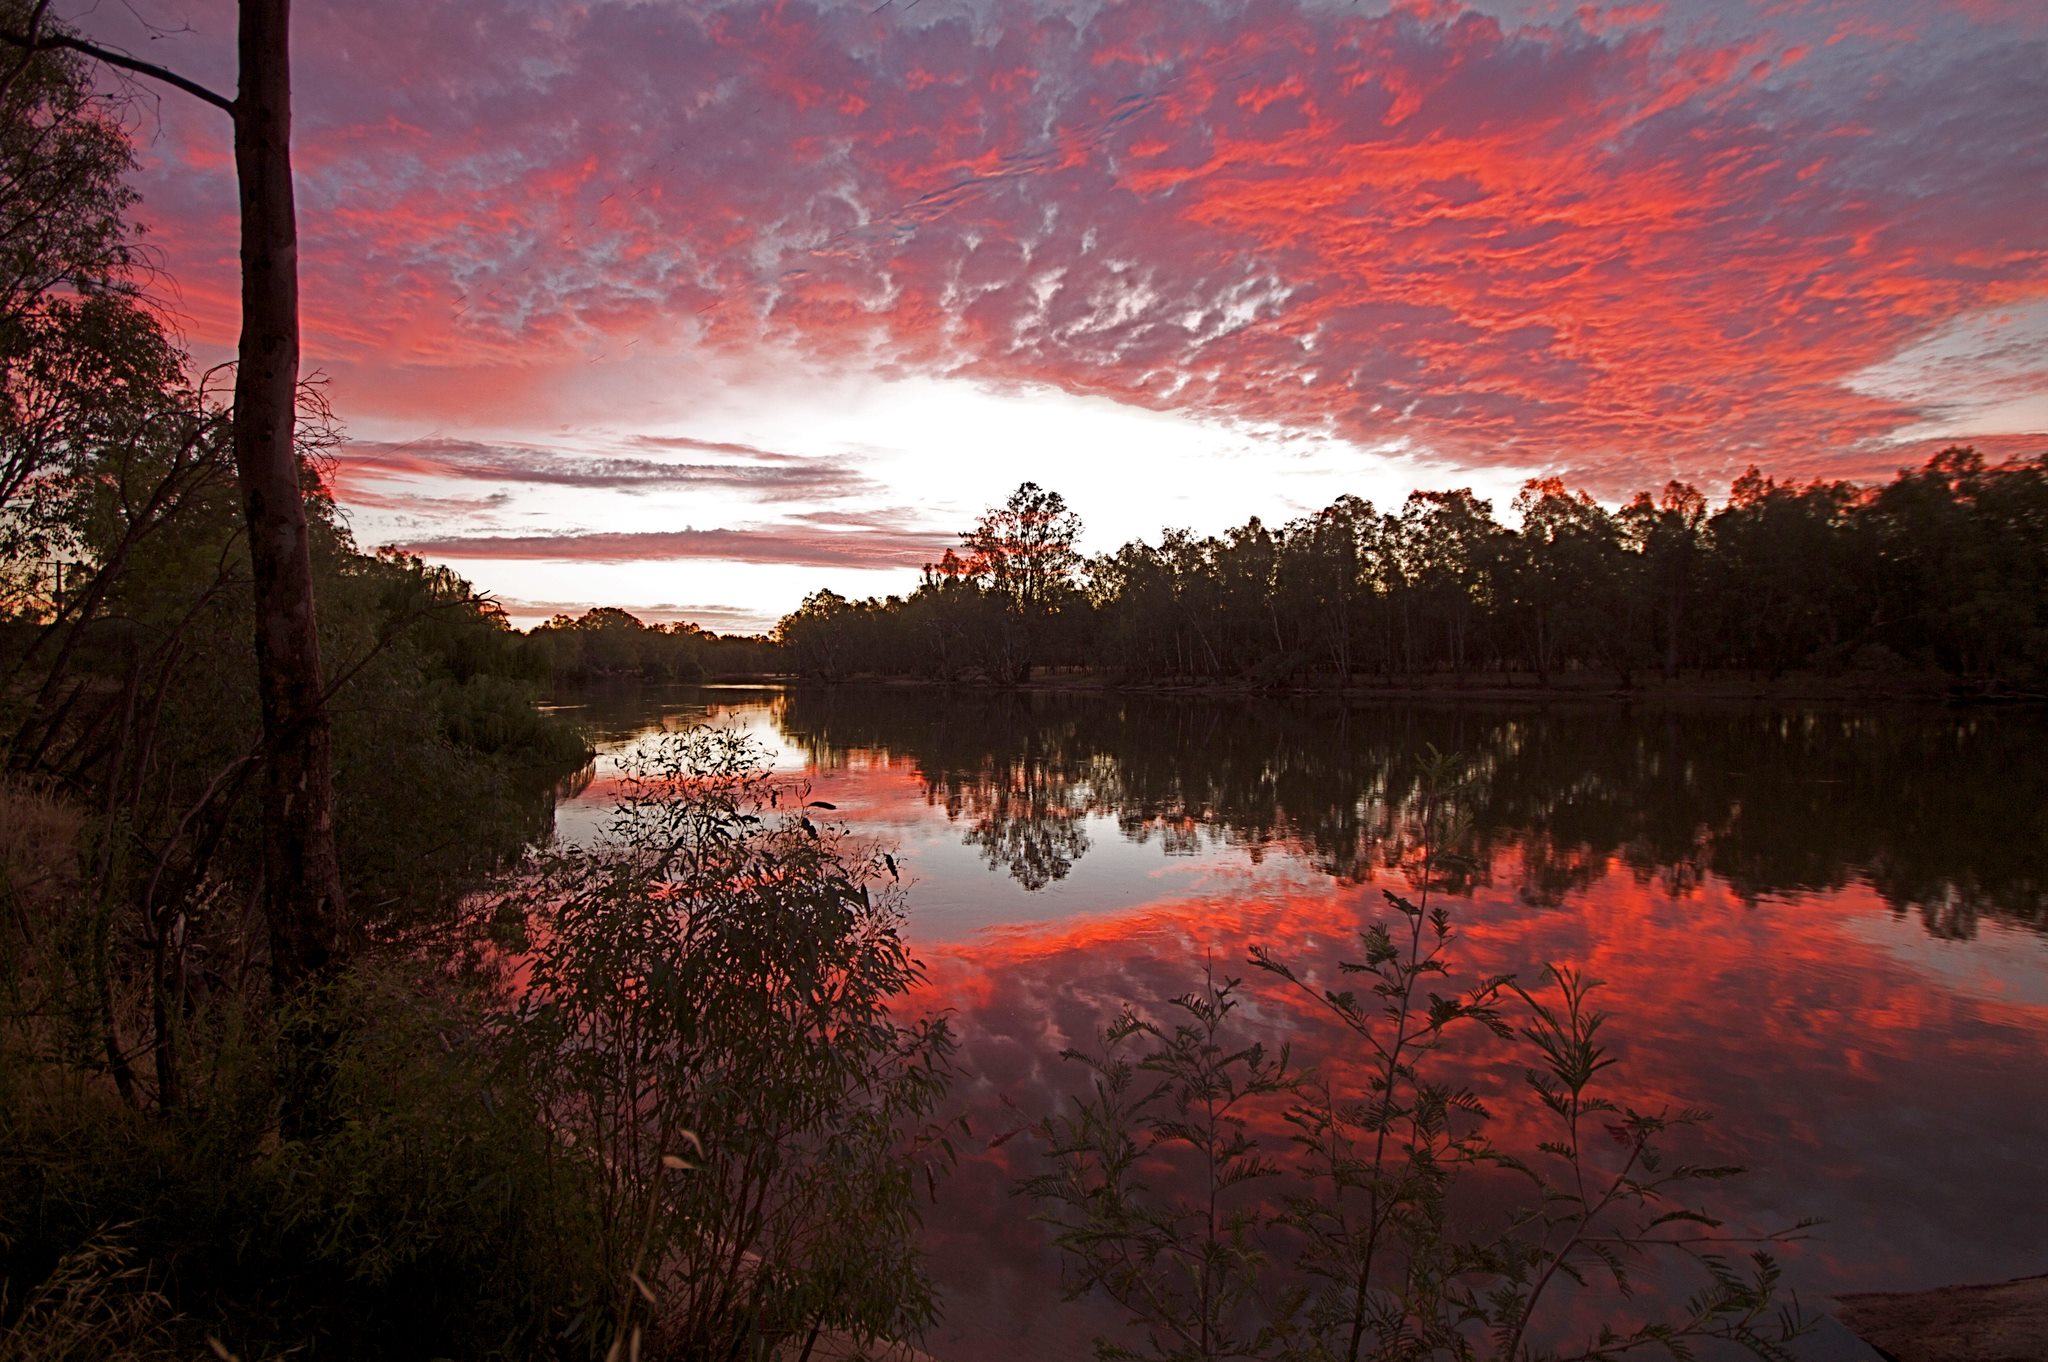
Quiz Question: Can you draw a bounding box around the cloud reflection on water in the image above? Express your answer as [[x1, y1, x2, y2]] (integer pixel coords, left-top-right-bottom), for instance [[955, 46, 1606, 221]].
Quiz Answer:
[[552, 685, 2048, 1360]]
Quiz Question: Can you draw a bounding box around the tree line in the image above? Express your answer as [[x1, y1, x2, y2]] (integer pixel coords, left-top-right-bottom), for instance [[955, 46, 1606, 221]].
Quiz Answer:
[[779, 457, 2048, 690], [523, 606, 780, 686]]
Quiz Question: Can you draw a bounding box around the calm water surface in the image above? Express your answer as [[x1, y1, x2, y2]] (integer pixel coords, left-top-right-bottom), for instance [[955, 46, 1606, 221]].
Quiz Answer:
[[549, 684, 2048, 1360]]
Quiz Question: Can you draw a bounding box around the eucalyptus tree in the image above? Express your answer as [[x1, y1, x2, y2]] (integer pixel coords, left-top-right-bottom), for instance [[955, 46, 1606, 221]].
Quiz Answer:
[[1210, 516, 1281, 671], [777, 588, 859, 681], [1089, 539, 1178, 676], [1507, 478, 1628, 685], [959, 481, 1083, 682], [2, 0, 344, 986], [1395, 489, 1500, 674], [1619, 480, 1708, 680], [1861, 447, 2048, 680], [1706, 469, 1863, 678], [1275, 495, 1377, 680], [0, 7, 145, 555]]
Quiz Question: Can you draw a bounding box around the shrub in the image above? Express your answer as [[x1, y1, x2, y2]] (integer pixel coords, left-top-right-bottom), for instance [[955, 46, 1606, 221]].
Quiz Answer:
[[1028, 752, 1812, 1362], [0, 963, 594, 1361], [498, 725, 958, 1361]]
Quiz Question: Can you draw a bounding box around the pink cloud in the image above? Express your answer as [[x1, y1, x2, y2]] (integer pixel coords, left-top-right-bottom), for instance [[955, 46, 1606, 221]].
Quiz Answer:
[[93, 0, 2046, 498]]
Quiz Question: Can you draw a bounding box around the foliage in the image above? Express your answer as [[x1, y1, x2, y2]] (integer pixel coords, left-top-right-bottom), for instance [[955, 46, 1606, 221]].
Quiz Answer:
[[779, 454, 2048, 690], [498, 726, 958, 1361], [0, 1230, 180, 1362], [522, 606, 782, 687], [322, 551, 591, 926], [0, 6, 139, 327], [0, 959, 595, 1360], [1027, 753, 1813, 1362], [1025, 977, 1298, 1362]]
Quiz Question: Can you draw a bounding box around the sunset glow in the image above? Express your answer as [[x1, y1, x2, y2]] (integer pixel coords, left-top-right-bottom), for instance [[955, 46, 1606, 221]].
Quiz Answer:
[[85, 0, 2047, 629]]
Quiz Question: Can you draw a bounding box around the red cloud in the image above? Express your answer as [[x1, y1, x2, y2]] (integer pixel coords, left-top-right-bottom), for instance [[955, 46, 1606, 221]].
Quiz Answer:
[[99, 0, 2045, 495]]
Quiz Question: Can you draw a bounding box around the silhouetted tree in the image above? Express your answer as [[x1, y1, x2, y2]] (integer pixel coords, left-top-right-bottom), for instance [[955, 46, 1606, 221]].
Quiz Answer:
[[1620, 481, 1708, 680], [958, 481, 1083, 683], [1707, 469, 1861, 678], [1506, 478, 1628, 684], [1396, 489, 1500, 675], [3, 0, 346, 988]]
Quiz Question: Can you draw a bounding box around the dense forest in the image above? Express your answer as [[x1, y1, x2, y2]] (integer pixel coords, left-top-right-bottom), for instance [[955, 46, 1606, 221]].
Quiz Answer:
[[778, 460, 2048, 690]]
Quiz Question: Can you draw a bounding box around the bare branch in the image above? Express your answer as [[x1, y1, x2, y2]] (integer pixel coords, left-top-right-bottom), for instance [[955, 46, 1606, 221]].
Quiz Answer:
[[0, 23, 234, 114]]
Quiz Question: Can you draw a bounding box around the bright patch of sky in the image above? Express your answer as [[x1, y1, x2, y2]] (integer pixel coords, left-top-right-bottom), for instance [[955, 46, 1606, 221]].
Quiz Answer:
[[67, 0, 2048, 633]]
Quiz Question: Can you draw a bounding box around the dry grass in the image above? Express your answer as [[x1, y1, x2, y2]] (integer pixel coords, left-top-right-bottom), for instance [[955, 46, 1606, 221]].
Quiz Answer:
[[0, 775, 83, 930], [0, 1231, 182, 1362]]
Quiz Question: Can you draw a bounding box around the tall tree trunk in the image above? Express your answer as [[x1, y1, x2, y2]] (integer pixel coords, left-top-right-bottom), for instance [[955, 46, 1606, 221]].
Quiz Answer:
[[233, 0, 345, 991]]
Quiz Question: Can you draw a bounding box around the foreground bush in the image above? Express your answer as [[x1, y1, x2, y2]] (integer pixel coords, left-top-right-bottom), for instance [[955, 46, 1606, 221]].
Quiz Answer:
[[3, 729, 956, 1361], [1, 956, 592, 1359], [494, 725, 959, 1361], [1027, 753, 1813, 1362]]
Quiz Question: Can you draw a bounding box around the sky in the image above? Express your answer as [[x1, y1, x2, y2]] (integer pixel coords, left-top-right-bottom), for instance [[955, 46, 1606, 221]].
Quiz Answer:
[[73, 0, 2048, 632]]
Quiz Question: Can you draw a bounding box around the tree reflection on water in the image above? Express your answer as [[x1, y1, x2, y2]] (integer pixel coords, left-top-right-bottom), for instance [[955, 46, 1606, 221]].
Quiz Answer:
[[773, 687, 2047, 938], [552, 684, 2048, 1361]]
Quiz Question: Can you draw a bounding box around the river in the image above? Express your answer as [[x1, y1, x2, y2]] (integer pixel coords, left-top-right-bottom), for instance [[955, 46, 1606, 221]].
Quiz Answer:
[[547, 682, 2048, 1361]]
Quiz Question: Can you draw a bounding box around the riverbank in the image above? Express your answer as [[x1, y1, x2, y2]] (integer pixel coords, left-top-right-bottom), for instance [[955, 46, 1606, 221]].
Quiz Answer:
[[1837, 1273, 2048, 1361], [792, 666, 2046, 706]]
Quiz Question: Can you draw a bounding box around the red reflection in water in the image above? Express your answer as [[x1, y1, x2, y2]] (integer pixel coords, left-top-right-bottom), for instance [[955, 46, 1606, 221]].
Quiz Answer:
[[549, 697, 2048, 1360], [900, 846, 2048, 1362]]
